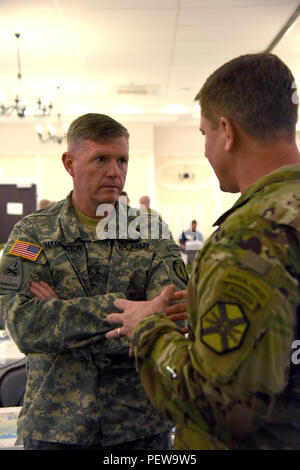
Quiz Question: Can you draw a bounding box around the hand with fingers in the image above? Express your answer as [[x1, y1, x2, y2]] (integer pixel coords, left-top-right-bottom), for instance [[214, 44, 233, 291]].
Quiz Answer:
[[105, 284, 177, 341], [30, 280, 59, 300], [165, 290, 188, 334]]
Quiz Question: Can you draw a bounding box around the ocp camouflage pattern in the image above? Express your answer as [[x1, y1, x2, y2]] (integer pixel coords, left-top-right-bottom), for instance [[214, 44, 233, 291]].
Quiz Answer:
[[0, 193, 187, 446], [132, 164, 300, 450]]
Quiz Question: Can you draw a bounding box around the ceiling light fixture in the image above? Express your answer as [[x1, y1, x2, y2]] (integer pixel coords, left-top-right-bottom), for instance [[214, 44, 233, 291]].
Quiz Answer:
[[36, 86, 69, 144], [0, 33, 53, 118], [178, 166, 195, 182]]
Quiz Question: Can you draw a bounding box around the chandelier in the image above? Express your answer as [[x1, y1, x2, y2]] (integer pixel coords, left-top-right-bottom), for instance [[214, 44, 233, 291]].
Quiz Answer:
[[0, 33, 53, 118], [36, 86, 69, 144]]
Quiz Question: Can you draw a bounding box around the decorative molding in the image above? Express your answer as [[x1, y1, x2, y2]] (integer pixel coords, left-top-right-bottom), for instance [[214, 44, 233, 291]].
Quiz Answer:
[[157, 159, 216, 191]]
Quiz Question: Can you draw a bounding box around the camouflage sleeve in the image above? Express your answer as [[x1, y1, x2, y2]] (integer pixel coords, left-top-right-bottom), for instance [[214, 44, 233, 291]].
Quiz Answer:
[[0, 223, 126, 355], [145, 237, 188, 300], [131, 223, 299, 446], [89, 230, 189, 365]]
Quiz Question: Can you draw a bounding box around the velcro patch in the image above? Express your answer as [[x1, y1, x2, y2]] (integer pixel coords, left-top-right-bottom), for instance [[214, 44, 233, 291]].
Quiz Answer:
[[0, 257, 23, 290], [9, 240, 42, 261]]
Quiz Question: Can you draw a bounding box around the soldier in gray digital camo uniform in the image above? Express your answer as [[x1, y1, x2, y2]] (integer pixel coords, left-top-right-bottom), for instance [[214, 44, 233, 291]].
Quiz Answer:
[[0, 113, 188, 450], [105, 53, 300, 449]]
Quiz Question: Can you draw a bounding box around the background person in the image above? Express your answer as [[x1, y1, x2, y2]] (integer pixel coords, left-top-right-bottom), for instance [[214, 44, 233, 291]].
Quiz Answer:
[[38, 199, 52, 210], [0, 113, 188, 450], [139, 195, 151, 211], [179, 220, 203, 250], [179, 220, 203, 272], [105, 53, 300, 450]]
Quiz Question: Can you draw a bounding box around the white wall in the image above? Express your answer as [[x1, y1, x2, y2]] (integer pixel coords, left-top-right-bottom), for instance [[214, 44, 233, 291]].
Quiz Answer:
[[153, 125, 239, 240]]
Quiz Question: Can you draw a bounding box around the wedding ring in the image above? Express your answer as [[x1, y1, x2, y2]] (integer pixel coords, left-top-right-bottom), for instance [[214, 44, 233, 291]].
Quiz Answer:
[[117, 327, 121, 337]]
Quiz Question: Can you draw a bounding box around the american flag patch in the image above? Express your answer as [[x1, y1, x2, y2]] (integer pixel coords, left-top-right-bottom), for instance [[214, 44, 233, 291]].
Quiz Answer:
[[9, 240, 42, 261]]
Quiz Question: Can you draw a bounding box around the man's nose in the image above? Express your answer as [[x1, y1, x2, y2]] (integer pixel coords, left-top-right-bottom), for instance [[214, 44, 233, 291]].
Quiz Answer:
[[106, 159, 120, 177]]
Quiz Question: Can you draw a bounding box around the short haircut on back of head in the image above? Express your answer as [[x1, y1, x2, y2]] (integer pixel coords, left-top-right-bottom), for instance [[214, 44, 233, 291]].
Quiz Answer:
[[67, 113, 130, 148], [195, 53, 298, 141]]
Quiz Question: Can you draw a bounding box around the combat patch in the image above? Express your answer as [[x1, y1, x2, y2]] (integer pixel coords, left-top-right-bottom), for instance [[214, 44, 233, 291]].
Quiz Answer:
[[221, 268, 270, 308], [9, 240, 42, 261], [173, 259, 189, 285], [0, 257, 23, 290], [200, 302, 249, 354]]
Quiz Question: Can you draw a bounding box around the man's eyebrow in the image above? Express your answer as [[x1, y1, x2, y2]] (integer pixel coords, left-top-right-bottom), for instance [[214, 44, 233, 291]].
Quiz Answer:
[[199, 128, 205, 135]]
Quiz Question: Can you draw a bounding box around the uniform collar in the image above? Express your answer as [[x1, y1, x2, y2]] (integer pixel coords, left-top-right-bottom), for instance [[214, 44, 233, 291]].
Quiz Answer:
[[213, 163, 300, 227], [58, 192, 82, 243], [58, 193, 140, 242]]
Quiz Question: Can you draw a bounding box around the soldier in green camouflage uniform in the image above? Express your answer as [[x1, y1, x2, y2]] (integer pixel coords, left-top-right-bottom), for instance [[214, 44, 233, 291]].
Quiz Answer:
[[105, 54, 300, 449], [0, 113, 188, 450]]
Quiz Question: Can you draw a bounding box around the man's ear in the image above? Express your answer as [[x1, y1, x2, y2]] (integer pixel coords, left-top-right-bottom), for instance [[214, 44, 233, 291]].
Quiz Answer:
[[62, 152, 75, 177], [220, 116, 235, 152]]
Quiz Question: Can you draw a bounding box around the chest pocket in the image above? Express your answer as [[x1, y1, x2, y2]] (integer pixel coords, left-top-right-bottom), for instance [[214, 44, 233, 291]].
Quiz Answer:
[[85, 240, 112, 296], [107, 241, 154, 300], [43, 245, 88, 299]]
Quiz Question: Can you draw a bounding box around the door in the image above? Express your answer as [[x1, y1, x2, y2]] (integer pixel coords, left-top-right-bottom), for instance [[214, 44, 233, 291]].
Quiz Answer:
[[0, 184, 37, 243]]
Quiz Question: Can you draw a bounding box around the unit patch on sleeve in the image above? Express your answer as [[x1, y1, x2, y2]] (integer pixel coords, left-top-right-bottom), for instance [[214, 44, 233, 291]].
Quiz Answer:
[[0, 257, 23, 290], [200, 302, 249, 354], [173, 259, 189, 285], [9, 240, 42, 261]]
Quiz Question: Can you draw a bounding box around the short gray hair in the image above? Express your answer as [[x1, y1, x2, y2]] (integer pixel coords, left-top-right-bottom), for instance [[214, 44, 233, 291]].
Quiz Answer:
[[67, 113, 130, 148]]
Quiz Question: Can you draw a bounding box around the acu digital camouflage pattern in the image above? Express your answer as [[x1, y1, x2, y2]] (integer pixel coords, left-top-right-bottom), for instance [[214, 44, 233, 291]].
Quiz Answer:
[[132, 164, 300, 450], [0, 192, 187, 447]]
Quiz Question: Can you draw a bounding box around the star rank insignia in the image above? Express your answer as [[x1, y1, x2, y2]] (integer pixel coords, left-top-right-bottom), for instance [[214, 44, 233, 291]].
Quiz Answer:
[[200, 302, 249, 354]]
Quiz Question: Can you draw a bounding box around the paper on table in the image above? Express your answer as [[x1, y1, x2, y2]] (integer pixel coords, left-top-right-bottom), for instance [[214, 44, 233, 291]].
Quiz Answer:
[[0, 407, 21, 448]]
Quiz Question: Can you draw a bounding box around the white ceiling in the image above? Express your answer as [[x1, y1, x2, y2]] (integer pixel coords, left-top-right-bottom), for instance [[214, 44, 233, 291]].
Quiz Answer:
[[0, 0, 299, 125]]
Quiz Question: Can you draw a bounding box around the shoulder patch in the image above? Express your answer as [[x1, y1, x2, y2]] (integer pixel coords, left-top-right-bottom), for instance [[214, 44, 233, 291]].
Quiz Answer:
[[200, 302, 249, 354], [173, 259, 189, 285], [0, 257, 23, 290], [9, 240, 42, 261]]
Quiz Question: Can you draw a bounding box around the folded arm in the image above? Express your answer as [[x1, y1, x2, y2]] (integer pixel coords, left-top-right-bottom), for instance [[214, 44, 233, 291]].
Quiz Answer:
[[0, 227, 125, 355]]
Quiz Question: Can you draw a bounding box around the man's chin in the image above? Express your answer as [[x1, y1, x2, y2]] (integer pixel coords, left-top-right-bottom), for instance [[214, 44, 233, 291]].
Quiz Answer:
[[94, 187, 123, 206], [96, 198, 118, 206], [96, 194, 120, 206]]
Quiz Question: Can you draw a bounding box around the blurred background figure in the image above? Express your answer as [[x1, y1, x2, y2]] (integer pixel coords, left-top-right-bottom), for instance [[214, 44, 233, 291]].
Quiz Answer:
[[139, 195, 151, 212], [38, 199, 52, 210], [179, 220, 203, 272], [139, 195, 161, 218]]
